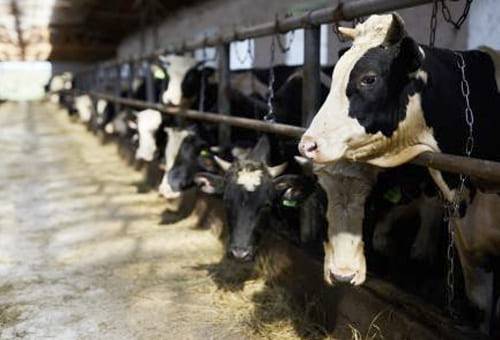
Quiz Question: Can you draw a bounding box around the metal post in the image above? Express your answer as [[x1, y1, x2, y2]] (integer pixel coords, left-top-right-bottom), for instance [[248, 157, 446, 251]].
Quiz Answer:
[[217, 43, 231, 146], [128, 62, 135, 98], [114, 64, 122, 114], [145, 61, 155, 103], [302, 26, 321, 127]]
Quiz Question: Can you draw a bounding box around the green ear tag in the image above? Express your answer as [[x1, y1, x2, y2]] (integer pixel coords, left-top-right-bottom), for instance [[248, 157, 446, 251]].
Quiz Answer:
[[200, 149, 210, 157], [282, 199, 298, 208], [384, 187, 402, 204]]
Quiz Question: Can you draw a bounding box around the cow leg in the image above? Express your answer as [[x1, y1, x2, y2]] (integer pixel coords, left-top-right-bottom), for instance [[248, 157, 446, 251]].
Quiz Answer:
[[373, 202, 418, 255], [411, 196, 442, 262]]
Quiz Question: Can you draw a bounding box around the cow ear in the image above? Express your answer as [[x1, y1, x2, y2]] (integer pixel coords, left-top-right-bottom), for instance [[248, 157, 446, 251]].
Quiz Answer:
[[398, 37, 423, 73], [384, 13, 407, 46], [194, 173, 225, 195]]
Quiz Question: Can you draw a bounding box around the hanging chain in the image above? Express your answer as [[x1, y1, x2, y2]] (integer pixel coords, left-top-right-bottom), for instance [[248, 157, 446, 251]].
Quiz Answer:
[[429, 0, 439, 47], [441, 0, 474, 30], [276, 30, 295, 53], [234, 39, 254, 65], [264, 35, 276, 123], [444, 51, 475, 313]]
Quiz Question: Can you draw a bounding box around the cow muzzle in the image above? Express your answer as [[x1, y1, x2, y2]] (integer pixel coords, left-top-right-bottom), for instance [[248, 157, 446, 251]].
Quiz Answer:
[[228, 246, 254, 262]]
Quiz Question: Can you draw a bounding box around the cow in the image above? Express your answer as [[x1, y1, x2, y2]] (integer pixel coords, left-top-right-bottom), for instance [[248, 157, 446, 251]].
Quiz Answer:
[[74, 95, 93, 124], [298, 13, 500, 333], [299, 13, 500, 176], [134, 109, 169, 162], [194, 135, 304, 261]]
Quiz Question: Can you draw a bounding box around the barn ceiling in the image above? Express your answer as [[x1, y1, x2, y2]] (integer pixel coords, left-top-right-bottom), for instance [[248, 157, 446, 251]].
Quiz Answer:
[[0, 0, 200, 62]]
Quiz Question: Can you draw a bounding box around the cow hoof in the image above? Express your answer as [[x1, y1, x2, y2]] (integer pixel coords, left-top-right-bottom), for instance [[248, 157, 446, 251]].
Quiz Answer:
[[372, 232, 391, 255]]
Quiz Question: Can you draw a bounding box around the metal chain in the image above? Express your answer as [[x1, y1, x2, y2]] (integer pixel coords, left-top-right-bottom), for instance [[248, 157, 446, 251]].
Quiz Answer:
[[444, 51, 475, 313], [276, 30, 295, 53], [441, 0, 473, 30], [429, 0, 439, 47], [264, 35, 276, 123], [233, 39, 254, 65]]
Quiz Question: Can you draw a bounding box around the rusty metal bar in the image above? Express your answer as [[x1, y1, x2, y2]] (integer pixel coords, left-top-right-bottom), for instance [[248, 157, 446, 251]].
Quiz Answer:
[[84, 92, 500, 184], [98, 0, 434, 68], [89, 92, 304, 138]]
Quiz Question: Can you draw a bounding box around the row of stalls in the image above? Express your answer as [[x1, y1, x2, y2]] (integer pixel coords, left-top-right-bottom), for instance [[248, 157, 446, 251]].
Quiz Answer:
[[50, 0, 499, 338]]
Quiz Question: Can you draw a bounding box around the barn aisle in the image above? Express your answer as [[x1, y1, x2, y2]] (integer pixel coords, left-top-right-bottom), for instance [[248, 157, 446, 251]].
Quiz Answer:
[[0, 102, 249, 339]]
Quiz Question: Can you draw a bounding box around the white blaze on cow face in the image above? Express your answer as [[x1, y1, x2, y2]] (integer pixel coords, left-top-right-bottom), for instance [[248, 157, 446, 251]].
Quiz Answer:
[[161, 55, 198, 106], [96, 99, 107, 115], [75, 95, 93, 123], [236, 169, 263, 192], [158, 128, 193, 199], [135, 109, 162, 161], [317, 161, 378, 286], [300, 14, 439, 167]]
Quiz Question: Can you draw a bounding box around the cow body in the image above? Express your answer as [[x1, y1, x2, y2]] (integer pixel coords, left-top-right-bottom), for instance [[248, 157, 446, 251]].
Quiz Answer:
[[299, 13, 500, 334]]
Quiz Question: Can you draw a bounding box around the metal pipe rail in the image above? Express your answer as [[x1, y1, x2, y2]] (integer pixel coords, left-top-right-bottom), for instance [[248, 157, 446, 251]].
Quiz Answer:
[[97, 0, 434, 68], [89, 91, 500, 184]]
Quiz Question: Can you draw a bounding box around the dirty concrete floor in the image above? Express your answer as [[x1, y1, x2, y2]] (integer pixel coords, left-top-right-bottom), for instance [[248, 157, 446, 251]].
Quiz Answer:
[[0, 102, 247, 339]]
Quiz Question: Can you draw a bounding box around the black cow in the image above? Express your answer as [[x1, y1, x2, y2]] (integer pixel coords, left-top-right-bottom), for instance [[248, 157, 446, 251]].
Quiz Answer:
[[194, 135, 305, 261]]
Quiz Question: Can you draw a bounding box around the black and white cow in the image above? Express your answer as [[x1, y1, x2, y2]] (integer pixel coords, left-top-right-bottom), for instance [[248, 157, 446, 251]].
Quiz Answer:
[[195, 135, 304, 261], [298, 13, 500, 333], [300, 13, 500, 175], [74, 94, 93, 124]]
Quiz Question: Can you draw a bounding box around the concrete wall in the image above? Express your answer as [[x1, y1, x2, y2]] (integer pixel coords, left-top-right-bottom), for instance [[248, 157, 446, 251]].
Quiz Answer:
[[117, 0, 500, 70]]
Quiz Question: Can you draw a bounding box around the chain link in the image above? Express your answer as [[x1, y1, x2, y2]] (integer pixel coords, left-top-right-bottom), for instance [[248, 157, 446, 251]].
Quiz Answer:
[[264, 36, 276, 123], [444, 51, 475, 313], [276, 30, 295, 53], [233, 39, 254, 65], [441, 0, 473, 30]]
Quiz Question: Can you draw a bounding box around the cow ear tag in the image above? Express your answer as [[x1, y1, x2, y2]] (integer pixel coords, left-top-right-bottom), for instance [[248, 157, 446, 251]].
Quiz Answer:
[[200, 149, 211, 158], [282, 198, 298, 208], [384, 186, 402, 204]]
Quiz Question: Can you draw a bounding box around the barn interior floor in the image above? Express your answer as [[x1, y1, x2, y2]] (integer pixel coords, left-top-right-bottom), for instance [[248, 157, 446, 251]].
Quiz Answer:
[[0, 101, 258, 339]]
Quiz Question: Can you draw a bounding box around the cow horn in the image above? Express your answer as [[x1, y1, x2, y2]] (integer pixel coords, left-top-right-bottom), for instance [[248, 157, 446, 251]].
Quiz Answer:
[[338, 27, 358, 40], [214, 155, 232, 172], [266, 162, 287, 178]]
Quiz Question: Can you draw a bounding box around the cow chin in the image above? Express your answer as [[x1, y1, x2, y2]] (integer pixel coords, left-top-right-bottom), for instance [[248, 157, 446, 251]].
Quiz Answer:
[[323, 236, 366, 286]]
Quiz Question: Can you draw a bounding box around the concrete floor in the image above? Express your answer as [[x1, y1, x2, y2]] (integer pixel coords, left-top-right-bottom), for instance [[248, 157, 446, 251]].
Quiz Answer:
[[0, 102, 248, 339]]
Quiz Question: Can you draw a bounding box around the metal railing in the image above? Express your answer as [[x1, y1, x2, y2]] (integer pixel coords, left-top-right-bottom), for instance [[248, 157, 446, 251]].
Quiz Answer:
[[69, 0, 500, 185]]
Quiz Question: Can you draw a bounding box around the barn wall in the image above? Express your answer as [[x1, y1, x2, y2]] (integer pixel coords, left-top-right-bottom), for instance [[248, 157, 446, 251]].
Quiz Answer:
[[117, 0, 499, 69]]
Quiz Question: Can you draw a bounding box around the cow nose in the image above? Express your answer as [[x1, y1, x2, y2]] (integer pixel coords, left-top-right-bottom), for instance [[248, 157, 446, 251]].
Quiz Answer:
[[230, 248, 252, 261], [299, 136, 318, 159], [333, 273, 355, 284]]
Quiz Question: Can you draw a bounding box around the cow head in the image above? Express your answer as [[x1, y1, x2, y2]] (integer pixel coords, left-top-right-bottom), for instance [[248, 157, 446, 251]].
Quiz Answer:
[[316, 161, 379, 286], [299, 13, 437, 167], [160, 55, 199, 106], [194, 136, 301, 261], [158, 126, 216, 199], [75, 95, 92, 123], [135, 109, 163, 162]]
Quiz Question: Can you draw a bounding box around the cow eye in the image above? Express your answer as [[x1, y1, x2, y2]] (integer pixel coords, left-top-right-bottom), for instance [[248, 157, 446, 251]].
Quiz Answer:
[[360, 74, 377, 87]]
